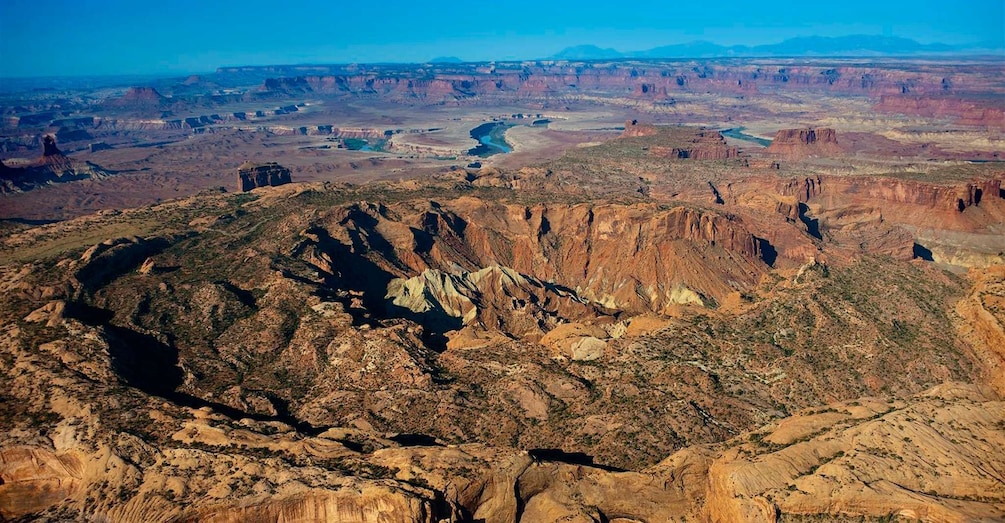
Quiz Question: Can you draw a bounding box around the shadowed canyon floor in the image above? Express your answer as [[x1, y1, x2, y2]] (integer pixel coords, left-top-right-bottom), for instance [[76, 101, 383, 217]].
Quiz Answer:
[[1, 59, 1005, 522]]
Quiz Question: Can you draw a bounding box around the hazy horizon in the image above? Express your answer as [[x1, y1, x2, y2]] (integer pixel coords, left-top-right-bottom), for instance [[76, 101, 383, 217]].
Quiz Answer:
[[1, 0, 1002, 78]]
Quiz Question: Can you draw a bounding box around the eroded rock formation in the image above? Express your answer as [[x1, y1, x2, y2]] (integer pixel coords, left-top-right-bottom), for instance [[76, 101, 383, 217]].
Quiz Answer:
[[301, 199, 763, 315], [651, 130, 739, 160], [766, 128, 843, 159], [0, 135, 109, 193], [237, 161, 292, 191], [622, 119, 658, 137], [781, 175, 1004, 214]]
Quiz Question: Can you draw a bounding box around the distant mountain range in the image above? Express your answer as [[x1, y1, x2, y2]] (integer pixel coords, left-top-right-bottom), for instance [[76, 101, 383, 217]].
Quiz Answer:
[[550, 35, 1004, 60]]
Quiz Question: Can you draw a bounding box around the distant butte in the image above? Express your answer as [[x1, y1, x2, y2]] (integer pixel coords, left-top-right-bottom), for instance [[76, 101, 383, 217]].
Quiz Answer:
[[766, 128, 844, 159], [118, 86, 167, 103], [237, 161, 292, 191], [102, 86, 170, 113]]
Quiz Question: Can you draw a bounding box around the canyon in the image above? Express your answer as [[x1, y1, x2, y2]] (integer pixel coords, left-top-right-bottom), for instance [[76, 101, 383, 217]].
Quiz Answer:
[[1, 57, 1004, 521]]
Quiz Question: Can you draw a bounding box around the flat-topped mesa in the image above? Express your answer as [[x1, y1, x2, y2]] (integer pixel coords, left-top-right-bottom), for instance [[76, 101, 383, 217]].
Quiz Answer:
[[651, 130, 739, 160], [237, 161, 292, 192], [766, 127, 843, 159]]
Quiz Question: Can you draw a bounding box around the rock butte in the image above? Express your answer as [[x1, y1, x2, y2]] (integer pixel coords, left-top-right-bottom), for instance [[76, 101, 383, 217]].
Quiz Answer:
[[0, 135, 109, 193], [765, 128, 844, 159], [237, 161, 293, 192]]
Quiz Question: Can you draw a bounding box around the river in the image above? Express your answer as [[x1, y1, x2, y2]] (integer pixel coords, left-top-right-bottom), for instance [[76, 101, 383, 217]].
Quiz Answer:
[[468, 122, 513, 157], [721, 127, 772, 147]]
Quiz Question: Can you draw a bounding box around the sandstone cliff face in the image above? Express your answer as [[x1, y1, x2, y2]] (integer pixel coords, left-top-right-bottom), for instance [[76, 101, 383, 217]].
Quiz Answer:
[[237, 161, 292, 192], [176, 487, 442, 523], [766, 128, 843, 159], [781, 175, 1004, 214], [762, 173, 1005, 265], [0, 447, 84, 518], [311, 199, 763, 315]]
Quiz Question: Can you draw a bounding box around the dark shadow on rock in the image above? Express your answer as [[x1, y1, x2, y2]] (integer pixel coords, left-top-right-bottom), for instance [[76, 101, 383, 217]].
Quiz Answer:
[[65, 302, 179, 399], [384, 299, 462, 352], [913, 243, 934, 261], [65, 301, 330, 436], [75, 237, 172, 291], [307, 223, 396, 321], [305, 213, 468, 351], [3, 217, 61, 226], [797, 203, 822, 240], [410, 227, 435, 255], [755, 236, 778, 267], [218, 280, 257, 308], [528, 448, 627, 472], [390, 433, 443, 447], [102, 322, 184, 398], [708, 181, 724, 204], [63, 301, 115, 325], [261, 393, 323, 435]]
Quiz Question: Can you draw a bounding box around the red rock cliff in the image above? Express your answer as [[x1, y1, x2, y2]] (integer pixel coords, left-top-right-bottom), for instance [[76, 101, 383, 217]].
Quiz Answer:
[[780, 175, 1004, 213], [313, 199, 765, 314]]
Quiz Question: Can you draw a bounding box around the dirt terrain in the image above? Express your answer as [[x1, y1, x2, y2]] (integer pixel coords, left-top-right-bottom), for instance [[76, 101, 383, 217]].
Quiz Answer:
[[1, 58, 1004, 521]]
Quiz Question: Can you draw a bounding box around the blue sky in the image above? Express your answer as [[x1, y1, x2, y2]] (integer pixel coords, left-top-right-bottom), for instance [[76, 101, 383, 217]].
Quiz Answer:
[[1, 0, 1002, 77]]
